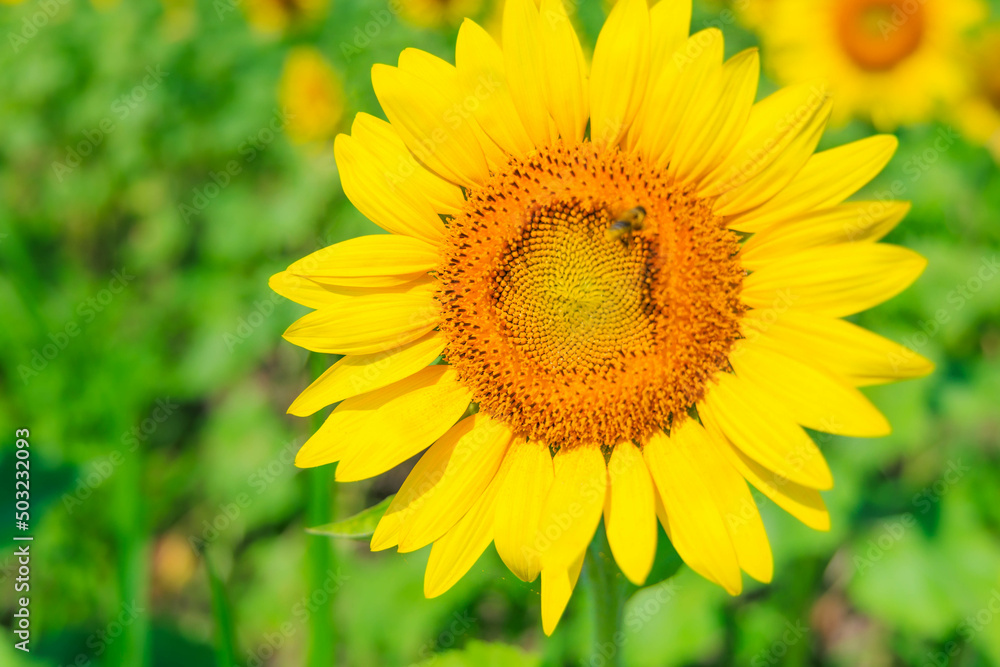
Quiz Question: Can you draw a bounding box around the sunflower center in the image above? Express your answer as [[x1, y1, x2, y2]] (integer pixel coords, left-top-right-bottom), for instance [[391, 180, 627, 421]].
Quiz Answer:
[[837, 0, 925, 71], [436, 143, 745, 447]]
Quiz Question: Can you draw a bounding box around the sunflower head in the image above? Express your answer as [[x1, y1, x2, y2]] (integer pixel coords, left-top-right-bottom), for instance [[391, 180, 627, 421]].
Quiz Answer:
[[757, 0, 987, 129], [273, 0, 933, 635]]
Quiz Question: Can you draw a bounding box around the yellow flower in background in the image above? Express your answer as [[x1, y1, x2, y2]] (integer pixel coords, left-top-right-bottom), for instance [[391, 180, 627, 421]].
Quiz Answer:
[[757, 0, 986, 129], [953, 26, 1000, 160], [278, 47, 345, 145], [273, 0, 933, 634], [243, 0, 327, 35], [398, 0, 483, 28], [732, 0, 774, 29]]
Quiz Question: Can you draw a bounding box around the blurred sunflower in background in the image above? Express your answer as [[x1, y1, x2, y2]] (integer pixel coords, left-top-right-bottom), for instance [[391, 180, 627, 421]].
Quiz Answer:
[[278, 47, 345, 145], [754, 0, 986, 129], [243, 0, 329, 34], [953, 25, 1000, 160], [272, 0, 933, 635], [398, 0, 484, 28]]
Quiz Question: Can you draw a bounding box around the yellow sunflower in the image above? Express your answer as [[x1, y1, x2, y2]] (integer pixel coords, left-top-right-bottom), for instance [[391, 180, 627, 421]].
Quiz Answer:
[[953, 25, 1000, 160], [243, 0, 327, 35], [757, 0, 986, 129], [278, 47, 345, 146], [272, 0, 933, 634], [398, 0, 484, 29]]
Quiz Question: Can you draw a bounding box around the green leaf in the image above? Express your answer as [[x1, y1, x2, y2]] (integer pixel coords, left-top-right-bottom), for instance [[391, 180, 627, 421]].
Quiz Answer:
[[306, 495, 395, 539]]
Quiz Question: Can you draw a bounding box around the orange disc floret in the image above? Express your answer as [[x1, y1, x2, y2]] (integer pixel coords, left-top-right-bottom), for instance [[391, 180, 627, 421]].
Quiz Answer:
[[436, 142, 745, 447]]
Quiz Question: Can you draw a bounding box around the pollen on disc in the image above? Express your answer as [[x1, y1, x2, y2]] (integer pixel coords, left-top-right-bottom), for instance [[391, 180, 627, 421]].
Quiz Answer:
[[436, 142, 745, 448]]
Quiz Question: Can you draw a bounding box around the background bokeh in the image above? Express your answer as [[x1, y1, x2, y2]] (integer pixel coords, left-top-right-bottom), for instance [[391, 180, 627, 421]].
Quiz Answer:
[[2, 0, 1000, 665]]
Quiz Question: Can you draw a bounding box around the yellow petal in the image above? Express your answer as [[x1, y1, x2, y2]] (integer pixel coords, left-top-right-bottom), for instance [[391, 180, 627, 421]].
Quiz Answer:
[[269, 271, 349, 309], [740, 201, 911, 270], [282, 287, 439, 355], [730, 134, 899, 231], [541, 552, 585, 636], [455, 19, 535, 157], [288, 235, 439, 288], [590, 0, 650, 148], [741, 309, 934, 386], [604, 441, 657, 585], [712, 427, 831, 531], [700, 82, 830, 202], [741, 244, 927, 318], [397, 415, 513, 552], [730, 340, 891, 437], [631, 29, 722, 164], [644, 428, 742, 595], [350, 113, 466, 215], [372, 62, 490, 188], [424, 467, 505, 598], [494, 439, 553, 582], [538, 0, 588, 142], [296, 366, 455, 468], [700, 373, 833, 490], [332, 367, 472, 481], [537, 446, 607, 570], [334, 132, 448, 243], [678, 422, 773, 584], [672, 48, 759, 186], [288, 331, 446, 417], [503, 0, 556, 146]]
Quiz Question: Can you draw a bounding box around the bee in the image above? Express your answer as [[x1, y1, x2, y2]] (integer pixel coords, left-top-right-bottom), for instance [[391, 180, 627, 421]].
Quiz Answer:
[[605, 206, 646, 241]]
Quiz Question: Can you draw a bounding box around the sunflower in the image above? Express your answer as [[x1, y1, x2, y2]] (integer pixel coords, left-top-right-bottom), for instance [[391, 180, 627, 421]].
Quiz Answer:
[[953, 25, 1000, 160], [242, 0, 327, 35], [272, 0, 933, 634], [398, 0, 484, 29], [278, 47, 345, 146], [756, 0, 986, 129]]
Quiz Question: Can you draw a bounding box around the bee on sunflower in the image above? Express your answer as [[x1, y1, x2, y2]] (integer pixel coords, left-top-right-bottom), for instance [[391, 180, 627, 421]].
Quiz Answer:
[[272, 0, 933, 635]]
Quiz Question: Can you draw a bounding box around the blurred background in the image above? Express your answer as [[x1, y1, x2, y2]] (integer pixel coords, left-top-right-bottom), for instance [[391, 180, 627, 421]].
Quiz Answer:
[[1, 0, 999, 665]]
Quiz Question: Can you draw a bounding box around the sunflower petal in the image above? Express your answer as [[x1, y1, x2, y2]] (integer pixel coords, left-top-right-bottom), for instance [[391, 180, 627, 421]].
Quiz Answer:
[[541, 552, 585, 636], [269, 271, 349, 309], [372, 62, 490, 188], [397, 415, 513, 552], [700, 373, 834, 490], [289, 331, 446, 417], [456, 19, 535, 157], [730, 340, 891, 437], [741, 309, 934, 386], [282, 287, 439, 355], [741, 244, 928, 318], [590, 0, 650, 148], [494, 439, 553, 582], [295, 366, 470, 478], [503, 0, 556, 145], [288, 235, 438, 288], [424, 468, 505, 598], [740, 201, 911, 269], [537, 446, 607, 571], [644, 428, 742, 595], [604, 441, 657, 585], [730, 134, 899, 231], [538, 0, 588, 142]]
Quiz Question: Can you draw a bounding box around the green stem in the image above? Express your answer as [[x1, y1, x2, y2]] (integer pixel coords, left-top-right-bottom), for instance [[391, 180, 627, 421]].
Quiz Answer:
[[586, 525, 625, 667], [306, 353, 335, 666]]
